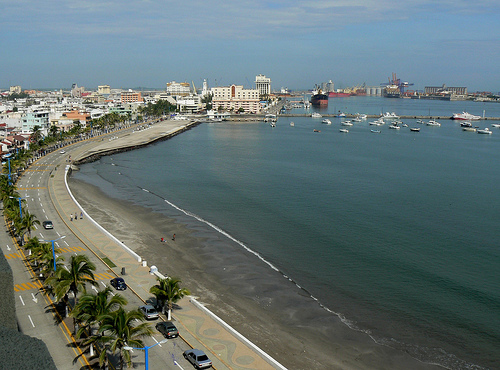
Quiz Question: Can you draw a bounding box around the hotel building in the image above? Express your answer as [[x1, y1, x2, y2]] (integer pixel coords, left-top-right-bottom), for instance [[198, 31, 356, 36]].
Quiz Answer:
[[255, 74, 271, 96], [211, 85, 260, 113]]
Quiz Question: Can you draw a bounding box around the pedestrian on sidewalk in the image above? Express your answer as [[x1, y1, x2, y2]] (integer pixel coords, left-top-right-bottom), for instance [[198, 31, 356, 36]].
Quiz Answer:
[[80, 212, 83, 219], [172, 234, 176, 241], [70, 214, 73, 221]]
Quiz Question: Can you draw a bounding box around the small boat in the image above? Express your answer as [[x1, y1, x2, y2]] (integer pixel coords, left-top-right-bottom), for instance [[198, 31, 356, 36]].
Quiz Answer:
[[402, 123, 408, 127], [410, 128, 420, 132], [370, 129, 381, 133], [322, 119, 332, 125], [491, 123, 500, 128], [342, 121, 353, 126], [382, 112, 399, 119], [389, 125, 400, 129], [462, 127, 476, 132], [270, 122, 276, 127], [313, 129, 321, 132], [416, 120, 424, 124], [290, 121, 295, 126], [353, 117, 363, 122], [356, 114, 367, 120], [311, 112, 322, 118], [339, 128, 349, 133], [427, 120, 441, 126], [477, 128, 493, 135], [460, 121, 472, 127], [338, 112, 346, 117]]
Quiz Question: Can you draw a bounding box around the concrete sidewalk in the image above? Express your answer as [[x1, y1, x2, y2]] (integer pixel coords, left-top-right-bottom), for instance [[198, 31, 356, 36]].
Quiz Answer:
[[47, 121, 284, 370]]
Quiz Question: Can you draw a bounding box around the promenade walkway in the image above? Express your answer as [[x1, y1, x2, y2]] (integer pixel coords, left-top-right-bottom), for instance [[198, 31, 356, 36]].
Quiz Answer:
[[47, 120, 284, 370]]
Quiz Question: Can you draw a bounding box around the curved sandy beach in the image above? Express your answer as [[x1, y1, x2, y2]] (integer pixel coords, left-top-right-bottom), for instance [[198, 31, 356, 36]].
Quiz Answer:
[[69, 120, 442, 370]]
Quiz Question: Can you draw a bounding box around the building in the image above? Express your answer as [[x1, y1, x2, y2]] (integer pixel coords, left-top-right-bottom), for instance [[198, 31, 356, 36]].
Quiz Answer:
[[21, 109, 50, 135], [121, 90, 143, 103], [255, 74, 271, 96], [9, 86, 21, 94], [425, 84, 467, 95], [176, 95, 202, 113], [166, 81, 191, 96], [98, 85, 111, 95], [211, 85, 260, 113], [71, 83, 85, 98]]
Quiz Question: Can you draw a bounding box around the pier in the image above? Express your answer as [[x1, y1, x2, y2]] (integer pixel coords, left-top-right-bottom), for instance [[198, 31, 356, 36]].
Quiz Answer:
[[278, 113, 500, 120]]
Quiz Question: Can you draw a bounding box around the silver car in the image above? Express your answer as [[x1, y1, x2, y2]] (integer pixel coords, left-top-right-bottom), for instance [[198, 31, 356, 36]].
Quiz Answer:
[[183, 349, 212, 369], [139, 305, 159, 320]]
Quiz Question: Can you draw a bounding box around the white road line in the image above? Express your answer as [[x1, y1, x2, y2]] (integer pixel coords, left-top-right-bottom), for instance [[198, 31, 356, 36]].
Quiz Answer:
[[64, 241, 69, 246], [19, 296, 25, 306], [28, 315, 35, 328]]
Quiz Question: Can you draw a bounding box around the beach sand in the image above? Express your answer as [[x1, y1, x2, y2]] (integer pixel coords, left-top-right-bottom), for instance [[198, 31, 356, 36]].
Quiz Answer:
[[69, 175, 442, 370]]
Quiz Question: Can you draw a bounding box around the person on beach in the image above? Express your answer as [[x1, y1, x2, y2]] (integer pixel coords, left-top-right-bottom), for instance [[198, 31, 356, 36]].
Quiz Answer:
[[161, 237, 164, 243], [70, 214, 73, 221], [80, 212, 83, 219], [172, 234, 176, 241]]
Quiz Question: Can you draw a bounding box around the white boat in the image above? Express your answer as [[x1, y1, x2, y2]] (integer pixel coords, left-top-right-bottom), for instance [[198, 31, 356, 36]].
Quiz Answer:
[[452, 112, 481, 120], [427, 120, 441, 126], [382, 112, 399, 119], [356, 114, 367, 120], [353, 117, 363, 122], [491, 123, 500, 128], [322, 119, 332, 125], [477, 128, 492, 134], [370, 129, 381, 133], [460, 121, 472, 127], [369, 118, 385, 125], [338, 112, 346, 117], [339, 128, 349, 133], [290, 121, 295, 126], [311, 112, 322, 118], [270, 122, 276, 127], [416, 120, 424, 124], [389, 125, 400, 129], [342, 121, 353, 126], [462, 127, 476, 132], [410, 128, 420, 132]]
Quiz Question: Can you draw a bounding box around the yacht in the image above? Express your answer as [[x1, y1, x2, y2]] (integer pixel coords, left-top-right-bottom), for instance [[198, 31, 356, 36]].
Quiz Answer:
[[427, 120, 441, 126], [462, 127, 476, 132], [322, 119, 332, 125], [382, 112, 399, 119], [342, 121, 353, 126], [311, 112, 322, 118], [491, 124, 500, 128], [452, 112, 481, 120], [339, 128, 349, 133]]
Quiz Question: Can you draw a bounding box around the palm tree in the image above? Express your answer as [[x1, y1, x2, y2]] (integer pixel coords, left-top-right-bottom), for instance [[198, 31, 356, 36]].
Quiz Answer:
[[51, 254, 98, 307], [20, 210, 40, 239], [150, 277, 190, 320], [27, 238, 64, 279], [94, 308, 153, 370], [72, 287, 128, 339]]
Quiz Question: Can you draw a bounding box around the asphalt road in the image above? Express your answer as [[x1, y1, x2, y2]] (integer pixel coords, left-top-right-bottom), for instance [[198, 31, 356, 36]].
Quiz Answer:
[[6, 127, 200, 370]]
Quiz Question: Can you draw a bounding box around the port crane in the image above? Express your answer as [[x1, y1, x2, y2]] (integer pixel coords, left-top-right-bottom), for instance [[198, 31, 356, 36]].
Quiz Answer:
[[381, 73, 413, 94]]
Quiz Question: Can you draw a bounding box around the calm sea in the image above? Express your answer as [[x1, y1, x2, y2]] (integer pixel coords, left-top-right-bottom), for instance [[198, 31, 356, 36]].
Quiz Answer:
[[74, 97, 500, 369]]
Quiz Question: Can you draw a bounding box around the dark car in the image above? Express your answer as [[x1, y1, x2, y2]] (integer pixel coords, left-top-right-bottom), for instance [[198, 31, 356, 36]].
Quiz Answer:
[[110, 277, 127, 290], [183, 349, 212, 369], [156, 321, 179, 338], [42, 221, 54, 229]]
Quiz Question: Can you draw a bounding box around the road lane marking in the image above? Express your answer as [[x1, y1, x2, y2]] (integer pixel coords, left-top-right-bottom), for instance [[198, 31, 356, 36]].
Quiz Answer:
[[28, 315, 35, 328], [19, 296, 25, 306]]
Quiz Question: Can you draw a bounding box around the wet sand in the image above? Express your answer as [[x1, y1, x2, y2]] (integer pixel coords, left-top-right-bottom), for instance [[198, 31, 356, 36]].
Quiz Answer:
[[69, 175, 441, 370]]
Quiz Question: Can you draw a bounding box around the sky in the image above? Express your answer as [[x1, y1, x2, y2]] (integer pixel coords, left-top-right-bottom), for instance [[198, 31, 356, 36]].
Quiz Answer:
[[1, 0, 499, 92]]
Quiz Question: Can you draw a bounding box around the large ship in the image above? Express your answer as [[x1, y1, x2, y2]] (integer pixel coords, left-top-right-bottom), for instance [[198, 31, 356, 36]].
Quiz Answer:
[[383, 84, 401, 98], [310, 86, 328, 106], [451, 111, 481, 120], [328, 91, 351, 98]]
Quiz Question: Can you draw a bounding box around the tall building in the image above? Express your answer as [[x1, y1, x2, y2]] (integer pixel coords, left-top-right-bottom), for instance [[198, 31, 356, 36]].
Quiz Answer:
[[121, 90, 143, 103], [98, 85, 111, 95], [211, 85, 260, 113], [9, 86, 21, 94], [255, 74, 271, 97], [166, 81, 191, 96]]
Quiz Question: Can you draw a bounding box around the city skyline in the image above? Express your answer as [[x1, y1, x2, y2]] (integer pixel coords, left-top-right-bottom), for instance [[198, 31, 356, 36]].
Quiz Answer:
[[1, 0, 499, 92]]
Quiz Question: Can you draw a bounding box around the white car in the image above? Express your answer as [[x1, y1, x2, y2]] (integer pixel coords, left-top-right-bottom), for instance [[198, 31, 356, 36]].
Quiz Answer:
[[60, 150, 66, 154]]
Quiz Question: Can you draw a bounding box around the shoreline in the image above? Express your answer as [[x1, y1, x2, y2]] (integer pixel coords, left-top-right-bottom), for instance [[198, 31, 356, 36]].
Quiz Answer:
[[67, 120, 442, 369]]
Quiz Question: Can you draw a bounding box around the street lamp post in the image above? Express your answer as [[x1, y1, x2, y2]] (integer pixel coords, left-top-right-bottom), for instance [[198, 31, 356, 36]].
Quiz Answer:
[[123, 339, 167, 370], [10, 195, 29, 219], [41, 235, 66, 271]]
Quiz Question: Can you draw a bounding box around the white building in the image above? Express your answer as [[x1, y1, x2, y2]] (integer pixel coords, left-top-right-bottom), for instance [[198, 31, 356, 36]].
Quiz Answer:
[[211, 85, 260, 113], [176, 95, 202, 113], [255, 74, 271, 96], [98, 85, 111, 95], [166, 81, 191, 96]]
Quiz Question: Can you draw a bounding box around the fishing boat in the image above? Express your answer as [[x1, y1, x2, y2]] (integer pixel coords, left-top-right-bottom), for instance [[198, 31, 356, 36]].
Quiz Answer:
[[477, 128, 492, 135]]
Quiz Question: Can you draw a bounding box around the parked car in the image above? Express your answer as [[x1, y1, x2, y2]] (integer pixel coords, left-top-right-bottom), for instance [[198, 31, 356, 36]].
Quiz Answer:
[[110, 277, 127, 290], [183, 349, 212, 369], [42, 221, 54, 229], [156, 321, 179, 338], [139, 304, 159, 320]]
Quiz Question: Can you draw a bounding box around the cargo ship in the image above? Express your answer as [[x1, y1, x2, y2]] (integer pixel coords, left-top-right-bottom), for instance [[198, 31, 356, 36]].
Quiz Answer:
[[329, 91, 350, 98], [310, 86, 328, 106]]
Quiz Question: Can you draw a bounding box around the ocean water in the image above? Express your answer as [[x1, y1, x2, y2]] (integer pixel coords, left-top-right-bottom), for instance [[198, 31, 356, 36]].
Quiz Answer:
[[74, 97, 500, 369]]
